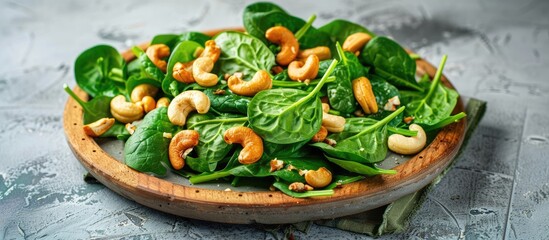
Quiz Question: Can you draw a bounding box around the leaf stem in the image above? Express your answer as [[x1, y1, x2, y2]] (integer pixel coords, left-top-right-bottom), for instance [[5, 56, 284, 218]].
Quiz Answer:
[[271, 76, 335, 88], [388, 126, 417, 136], [295, 14, 316, 40], [353, 106, 405, 138], [63, 84, 91, 113], [423, 112, 466, 132], [188, 117, 248, 129], [292, 60, 338, 107], [425, 55, 448, 101], [189, 170, 232, 184], [335, 42, 348, 65]]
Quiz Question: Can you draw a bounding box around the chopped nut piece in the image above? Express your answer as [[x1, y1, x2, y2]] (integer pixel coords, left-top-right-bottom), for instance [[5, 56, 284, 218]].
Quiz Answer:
[[163, 132, 173, 139], [354, 109, 365, 117], [223, 73, 232, 80], [404, 116, 415, 124], [269, 158, 284, 172], [288, 182, 314, 192], [298, 169, 309, 176], [213, 89, 226, 95], [271, 65, 284, 75], [383, 96, 401, 111], [286, 164, 297, 171], [324, 138, 337, 146], [224, 188, 232, 192], [125, 123, 136, 135], [269, 185, 277, 191]]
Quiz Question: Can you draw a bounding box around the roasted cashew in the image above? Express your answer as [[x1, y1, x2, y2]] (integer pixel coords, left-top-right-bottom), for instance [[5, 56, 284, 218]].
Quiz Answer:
[[141, 96, 156, 113], [156, 97, 170, 108], [192, 57, 219, 87], [321, 103, 346, 133], [223, 126, 264, 165], [83, 118, 115, 137], [297, 46, 332, 61], [288, 55, 319, 81], [342, 32, 372, 53], [388, 124, 427, 155], [305, 167, 332, 188], [167, 90, 210, 126], [146, 44, 170, 72], [200, 40, 221, 63], [130, 84, 159, 103], [110, 95, 144, 123], [168, 130, 200, 170], [173, 61, 195, 83], [227, 70, 272, 96], [352, 76, 378, 114], [265, 26, 299, 66], [311, 126, 328, 143]]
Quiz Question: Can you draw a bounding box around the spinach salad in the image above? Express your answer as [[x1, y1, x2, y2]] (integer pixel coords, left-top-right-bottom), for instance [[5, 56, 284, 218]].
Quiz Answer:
[[66, 2, 465, 198]]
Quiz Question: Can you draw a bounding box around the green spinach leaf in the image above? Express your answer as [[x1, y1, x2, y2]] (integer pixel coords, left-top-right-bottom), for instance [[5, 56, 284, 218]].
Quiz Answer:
[[324, 155, 396, 176], [319, 19, 377, 45], [131, 46, 165, 83], [311, 106, 405, 163], [64, 84, 112, 124], [204, 88, 251, 115], [248, 60, 338, 144], [214, 31, 276, 78], [124, 107, 179, 176], [405, 55, 465, 130], [361, 36, 421, 91], [74, 45, 125, 97]]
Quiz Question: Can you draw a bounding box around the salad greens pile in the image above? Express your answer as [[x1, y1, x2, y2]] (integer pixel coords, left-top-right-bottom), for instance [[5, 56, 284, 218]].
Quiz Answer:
[[66, 2, 465, 198]]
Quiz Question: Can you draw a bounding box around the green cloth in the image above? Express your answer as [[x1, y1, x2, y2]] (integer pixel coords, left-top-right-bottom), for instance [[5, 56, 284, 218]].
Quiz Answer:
[[313, 98, 486, 236]]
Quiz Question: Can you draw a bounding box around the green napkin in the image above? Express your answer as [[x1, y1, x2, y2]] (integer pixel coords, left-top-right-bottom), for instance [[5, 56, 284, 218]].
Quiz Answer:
[[313, 98, 486, 236]]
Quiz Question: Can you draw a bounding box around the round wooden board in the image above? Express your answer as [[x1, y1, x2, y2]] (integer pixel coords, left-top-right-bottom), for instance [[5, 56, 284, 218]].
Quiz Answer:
[[63, 30, 466, 224]]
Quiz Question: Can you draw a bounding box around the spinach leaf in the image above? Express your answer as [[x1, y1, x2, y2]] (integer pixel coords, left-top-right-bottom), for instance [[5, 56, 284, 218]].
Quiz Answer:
[[74, 45, 125, 97], [100, 122, 131, 140], [367, 74, 403, 126], [124, 107, 179, 176], [361, 36, 421, 91], [311, 106, 405, 163], [125, 75, 161, 98], [64, 84, 112, 124], [161, 40, 203, 97], [325, 175, 366, 190], [243, 2, 332, 49], [405, 55, 465, 130], [319, 19, 377, 45], [186, 114, 247, 172], [151, 32, 211, 50], [248, 60, 338, 144], [324, 155, 396, 176], [203, 88, 251, 115], [131, 46, 165, 83], [214, 31, 276, 78], [272, 181, 334, 198]]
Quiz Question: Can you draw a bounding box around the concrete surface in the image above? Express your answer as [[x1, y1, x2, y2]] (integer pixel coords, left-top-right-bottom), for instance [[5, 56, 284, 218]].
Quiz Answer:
[[1, 0, 548, 239]]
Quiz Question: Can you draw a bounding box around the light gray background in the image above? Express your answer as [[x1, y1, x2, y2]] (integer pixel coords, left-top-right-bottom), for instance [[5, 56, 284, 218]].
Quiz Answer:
[[1, 0, 548, 239]]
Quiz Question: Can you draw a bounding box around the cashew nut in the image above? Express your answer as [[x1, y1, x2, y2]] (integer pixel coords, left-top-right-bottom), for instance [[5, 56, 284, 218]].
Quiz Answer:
[[352, 76, 378, 114], [321, 103, 346, 133], [110, 95, 144, 123], [223, 126, 264, 165], [311, 126, 328, 143], [388, 124, 427, 155], [227, 70, 272, 96], [173, 61, 195, 83], [265, 26, 299, 66], [342, 32, 372, 53], [146, 44, 170, 72], [200, 40, 221, 63], [83, 118, 115, 137], [288, 55, 319, 81], [168, 130, 200, 170], [297, 46, 332, 61], [156, 97, 170, 108], [305, 167, 332, 188], [130, 84, 158, 103], [141, 96, 156, 113], [167, 90, 210, 126], [192, 57, 219, 87]]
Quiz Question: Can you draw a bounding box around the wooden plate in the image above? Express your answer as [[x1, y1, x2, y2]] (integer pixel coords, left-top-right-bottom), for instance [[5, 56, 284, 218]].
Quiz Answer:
[[63, 29, 466, 224]]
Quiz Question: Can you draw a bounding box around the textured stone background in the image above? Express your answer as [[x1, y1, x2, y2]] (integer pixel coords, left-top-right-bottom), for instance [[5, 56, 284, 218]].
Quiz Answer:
[[1, 0, 548, 239]]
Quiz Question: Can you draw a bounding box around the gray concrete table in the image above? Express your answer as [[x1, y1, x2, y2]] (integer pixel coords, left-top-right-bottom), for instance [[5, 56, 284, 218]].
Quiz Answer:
[[1, 0, 548, 239]]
